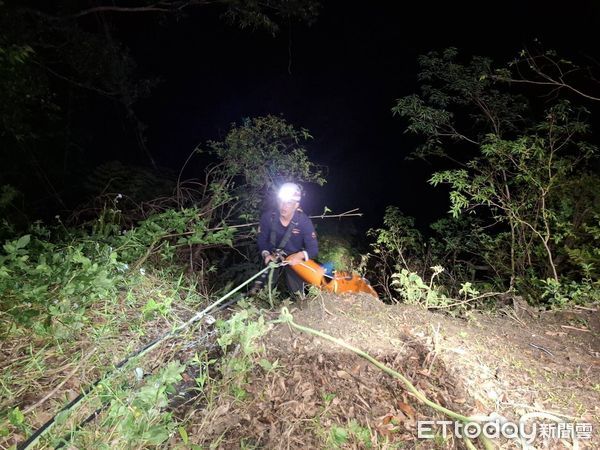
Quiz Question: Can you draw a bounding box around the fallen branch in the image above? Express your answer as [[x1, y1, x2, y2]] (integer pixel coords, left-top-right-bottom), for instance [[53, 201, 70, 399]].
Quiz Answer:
[[572, 305, 598, 312], [560, 325, 591, 333], [21, 1, 212, 20]]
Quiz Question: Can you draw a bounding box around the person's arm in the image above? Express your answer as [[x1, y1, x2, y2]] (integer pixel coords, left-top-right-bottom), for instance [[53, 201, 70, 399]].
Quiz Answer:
[[301, 216, 318, 260], [257, 213, 272, 259]]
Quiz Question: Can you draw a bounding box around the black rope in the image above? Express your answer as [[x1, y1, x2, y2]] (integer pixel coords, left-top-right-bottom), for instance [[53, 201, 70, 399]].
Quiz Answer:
[[46, 294, 245, 449], [17, 333, 163, 450], [17, 263, 275, 449]]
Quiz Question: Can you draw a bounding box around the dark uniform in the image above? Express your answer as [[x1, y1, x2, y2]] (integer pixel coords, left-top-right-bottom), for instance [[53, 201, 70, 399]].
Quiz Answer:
[[256, 208, 318, 295]]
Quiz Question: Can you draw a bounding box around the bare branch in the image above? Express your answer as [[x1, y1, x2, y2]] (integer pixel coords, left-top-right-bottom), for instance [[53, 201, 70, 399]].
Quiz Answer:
[[496, 49, 600, 102], [206, 208, 364, 233], [66, 5, 171, 18], [497, 76, 600, 102], [20, 1, 216, 21]]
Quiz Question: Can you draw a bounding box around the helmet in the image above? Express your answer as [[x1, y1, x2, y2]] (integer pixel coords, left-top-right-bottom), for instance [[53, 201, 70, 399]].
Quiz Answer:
[[277, 182, 302, 203]]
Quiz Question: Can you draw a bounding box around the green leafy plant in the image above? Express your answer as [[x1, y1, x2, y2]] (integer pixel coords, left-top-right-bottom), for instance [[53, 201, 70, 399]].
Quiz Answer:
[[539, 278, 600, 309], [429, 113, 596, 283], [216, 309, 269, 399], [0, 230, 123, 334], [326, 420, 372, 449], [217, 309, 267, 356], [191, 351, 218, 390], [206, 115, 326, 219], [102, 361, 185, 447], [142, 295, 173, 318], [393, 48, 599, 303], [368, 207, 423, 271], [7, 407, 27, 434], [391, 266, 451, 307], [115, 207, 235, 266], [327, 425, 349, 448], [365, 207, 425, 301], [317, 233, 358, 271]]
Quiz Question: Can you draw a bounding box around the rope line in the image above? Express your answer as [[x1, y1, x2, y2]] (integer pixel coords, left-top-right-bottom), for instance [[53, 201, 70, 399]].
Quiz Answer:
[[277, 307, 495, 450], [17, 263, 279, 450]]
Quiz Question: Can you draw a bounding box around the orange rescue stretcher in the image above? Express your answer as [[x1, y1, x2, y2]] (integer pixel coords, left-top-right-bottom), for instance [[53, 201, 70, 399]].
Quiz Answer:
[[287, 258, 378, 298]]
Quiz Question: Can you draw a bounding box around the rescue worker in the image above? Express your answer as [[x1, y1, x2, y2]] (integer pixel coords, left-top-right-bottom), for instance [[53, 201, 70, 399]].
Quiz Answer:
[[251, 182, 318, 297]]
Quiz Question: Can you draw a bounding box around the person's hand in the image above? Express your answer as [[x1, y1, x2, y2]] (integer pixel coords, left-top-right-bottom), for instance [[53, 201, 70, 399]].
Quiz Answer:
[[264, 253, 276, 265], [285, 252, 305, 266]]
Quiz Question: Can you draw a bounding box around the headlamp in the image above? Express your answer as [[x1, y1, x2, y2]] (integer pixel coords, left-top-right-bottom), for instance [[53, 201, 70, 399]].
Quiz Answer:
[[277, 183, 301, 203]]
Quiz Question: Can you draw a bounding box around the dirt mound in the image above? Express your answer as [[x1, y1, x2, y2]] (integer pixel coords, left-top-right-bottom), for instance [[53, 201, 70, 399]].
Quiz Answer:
[[186, 293, 600, 448], [187, 297, 463, 448]]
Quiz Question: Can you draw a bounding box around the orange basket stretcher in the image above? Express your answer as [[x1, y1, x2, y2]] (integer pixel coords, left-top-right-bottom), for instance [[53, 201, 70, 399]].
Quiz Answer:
[[287, 258, 378, 298]]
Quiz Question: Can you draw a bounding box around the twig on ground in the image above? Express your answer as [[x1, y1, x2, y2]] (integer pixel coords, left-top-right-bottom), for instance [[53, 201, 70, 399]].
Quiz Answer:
[[561, 325, 590, 333], [318, 293, 334, 317], [572, 305, 598, 312], [502, 308, 527, 327], [528, 343, 554, 357]]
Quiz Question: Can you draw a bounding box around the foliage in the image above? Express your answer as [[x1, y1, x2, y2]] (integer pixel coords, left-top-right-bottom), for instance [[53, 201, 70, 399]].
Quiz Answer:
[[364, 207, 497, 306], [0, 185, 19, 211], [222, 0, 320, 34], [428, 216, 501, 283], [0, 230, 123, 335], [216, 307, 269, 400], [317, 233, 358, 272], [553, 177, 600, 279], [392, 47, 528, 159], [0, 185, 25, 237], [0, 1, 321, 217], [0, 42, 54, 142], [538, 278, 600, 309], [364, 207, 425, 300], [368, 206, 423, 270], [0, 250, 208, 447], [6, 407, 26, 435], [494, 45, 600, 103], [101, 361, 185, 447], [393, 48, 599, 304], [391, 266, 453, 307], [116, 207, 235, 263], [327, 420, 372, 448], [0, 204, 236, 335], [0, 4, 155, 212], [216, 308, 267, 356], [429, 102, 596, 282], [206, 115, 326, 219]]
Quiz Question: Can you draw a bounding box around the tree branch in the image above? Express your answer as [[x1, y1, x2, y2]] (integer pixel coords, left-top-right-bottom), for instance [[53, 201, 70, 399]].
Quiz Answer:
[[66, 5, 171, 19], [21, 1, 216, 21]]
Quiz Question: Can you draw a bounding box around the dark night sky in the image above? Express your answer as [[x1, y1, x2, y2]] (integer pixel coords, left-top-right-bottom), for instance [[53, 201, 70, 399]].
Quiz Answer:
[[109, 1, 600, 231]]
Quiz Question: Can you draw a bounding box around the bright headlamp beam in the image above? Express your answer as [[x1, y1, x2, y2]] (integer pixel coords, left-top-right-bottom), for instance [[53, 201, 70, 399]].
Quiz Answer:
[[278, 184, 299, 202]]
